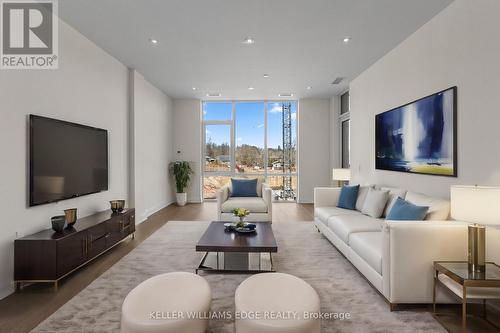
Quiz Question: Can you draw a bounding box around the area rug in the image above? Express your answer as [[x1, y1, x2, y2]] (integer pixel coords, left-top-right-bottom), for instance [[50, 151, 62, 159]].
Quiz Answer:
[[32, 221, 445, 333]]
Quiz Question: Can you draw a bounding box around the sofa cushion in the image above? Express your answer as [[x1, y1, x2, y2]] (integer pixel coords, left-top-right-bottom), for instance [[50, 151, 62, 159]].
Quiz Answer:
[[405, 191, 450, 220], [386, 197, 429, 220], [314, 207, 361, 224], [381, 187, 407, 217], [231, 178, 258, 197], [349, 232, 383, 274], [361, 188, 389, 218], [221, 197, 268, 213], [337, 185, 360, 210], [327, 214, 383, 244], [355, 185, 374, 211], [229, 177, 263, 197]]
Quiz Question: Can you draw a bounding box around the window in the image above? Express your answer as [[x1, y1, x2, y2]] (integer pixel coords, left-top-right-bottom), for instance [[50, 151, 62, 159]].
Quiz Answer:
[[340, 91, 350, 115], [205, 124, 231, 172], [202, 101, 298, 201], [339, 91, 350, 168], [235, 102, 265, 174], [341, 119, 350, 168], [203, 102, 232, 121], [203, 102, 233, 199]]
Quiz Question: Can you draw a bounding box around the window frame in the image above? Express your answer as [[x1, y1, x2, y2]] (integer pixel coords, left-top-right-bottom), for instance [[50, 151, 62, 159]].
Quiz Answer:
[[202, 100, 298, 201], [339, 90, 351, 168]]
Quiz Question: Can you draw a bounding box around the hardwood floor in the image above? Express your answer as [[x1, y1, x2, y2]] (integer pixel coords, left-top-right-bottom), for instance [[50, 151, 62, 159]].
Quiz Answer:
[[0, 202, 497, 333], [0, 202, 312, 333]]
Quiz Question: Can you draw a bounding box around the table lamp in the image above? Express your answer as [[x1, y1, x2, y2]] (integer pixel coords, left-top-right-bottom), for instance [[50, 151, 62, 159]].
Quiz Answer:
[[332, 168, 351, 187], [451, 185, 500, 273]]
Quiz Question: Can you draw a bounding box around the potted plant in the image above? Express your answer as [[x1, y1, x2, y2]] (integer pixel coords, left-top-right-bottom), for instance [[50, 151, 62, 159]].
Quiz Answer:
[[233, 208, 250, 227], [169, 161, 193, 206]]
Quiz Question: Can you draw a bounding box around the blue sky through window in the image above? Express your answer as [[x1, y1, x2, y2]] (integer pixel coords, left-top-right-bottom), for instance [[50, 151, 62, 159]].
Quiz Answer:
[[203, 102, 232, 121], [203, 101, 296, 149], [236, 102, 264, 148]]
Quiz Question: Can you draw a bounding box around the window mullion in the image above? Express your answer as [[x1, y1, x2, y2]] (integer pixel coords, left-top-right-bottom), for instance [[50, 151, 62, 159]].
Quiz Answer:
[[264, 102, 268, 182], [231, 101, 236, 177]]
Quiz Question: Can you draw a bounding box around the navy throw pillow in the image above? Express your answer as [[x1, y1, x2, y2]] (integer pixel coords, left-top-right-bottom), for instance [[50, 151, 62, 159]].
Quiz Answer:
[[337, 185, 360, 210], [386, 197, 429, 221], [231, 178, 258, 197]]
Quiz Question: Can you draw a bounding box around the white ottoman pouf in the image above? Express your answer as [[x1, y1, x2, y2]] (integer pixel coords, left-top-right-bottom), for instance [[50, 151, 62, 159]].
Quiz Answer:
[[121, 272, 211, 333], [235, 273, 320, 333]]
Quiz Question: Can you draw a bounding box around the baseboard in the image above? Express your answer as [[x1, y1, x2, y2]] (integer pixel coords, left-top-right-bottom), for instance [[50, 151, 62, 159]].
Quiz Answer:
[[138, 200, 176, 223], [297, 199, 313, 204]]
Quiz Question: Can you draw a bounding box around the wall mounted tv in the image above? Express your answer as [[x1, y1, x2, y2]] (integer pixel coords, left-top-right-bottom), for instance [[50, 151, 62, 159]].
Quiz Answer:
[[29, 115, 108, 206], [375, 87, 457, 177]]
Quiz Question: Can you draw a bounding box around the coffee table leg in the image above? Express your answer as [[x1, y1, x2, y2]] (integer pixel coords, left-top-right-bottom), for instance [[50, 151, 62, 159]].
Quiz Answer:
[[270, 252, 274, 271], [462, 286, 467, 332], [196, 252, 209, 274], [433, 268, 437, 313], [483, 299, 487, 318]]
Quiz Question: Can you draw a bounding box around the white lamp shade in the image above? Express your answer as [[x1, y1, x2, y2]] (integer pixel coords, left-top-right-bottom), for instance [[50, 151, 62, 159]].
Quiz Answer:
[[451, 185, 500, 225], [332, 168, 351, 181]]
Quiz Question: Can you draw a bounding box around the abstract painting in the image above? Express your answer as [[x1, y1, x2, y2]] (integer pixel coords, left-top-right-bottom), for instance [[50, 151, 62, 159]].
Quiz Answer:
[[375, 87, 457, 176]]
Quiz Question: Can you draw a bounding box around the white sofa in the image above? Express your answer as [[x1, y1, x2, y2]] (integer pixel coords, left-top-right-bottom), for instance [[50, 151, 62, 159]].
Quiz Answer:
[[314, 186, 469, 308], [217, 179, 272, 222]]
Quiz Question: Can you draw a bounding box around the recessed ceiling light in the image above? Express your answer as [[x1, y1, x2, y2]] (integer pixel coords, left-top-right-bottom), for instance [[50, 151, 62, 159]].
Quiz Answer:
[[149, 38, 159, 45], [192, 87, 197, 90], [207, 93, 221, 97], [242, 37, 255, 45], [343, 37, 351, 43], [306, 86, 312, 90], [248, 87, 255, 90], [278, 93, 294, 97], [263, 74, 270, 78]]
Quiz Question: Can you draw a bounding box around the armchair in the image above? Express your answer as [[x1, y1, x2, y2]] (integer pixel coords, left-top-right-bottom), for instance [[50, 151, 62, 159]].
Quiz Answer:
[[216, 181, 272, 222]]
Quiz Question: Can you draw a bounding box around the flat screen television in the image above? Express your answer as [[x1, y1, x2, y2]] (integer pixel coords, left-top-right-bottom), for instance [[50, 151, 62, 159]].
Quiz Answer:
[[29, 115, 108, 206], [375, 87, 457, 177]]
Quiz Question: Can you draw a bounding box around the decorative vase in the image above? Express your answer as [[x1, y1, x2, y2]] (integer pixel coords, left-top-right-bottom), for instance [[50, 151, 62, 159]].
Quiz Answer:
[[110, 200, 125, 213], [51, 215, 66, 232], [64, 208, 77, 227], [176, 193, 187, 206]]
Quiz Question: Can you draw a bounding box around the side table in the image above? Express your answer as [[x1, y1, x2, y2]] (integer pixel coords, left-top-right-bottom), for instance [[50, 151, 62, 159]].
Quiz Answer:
[[433, 261, 500, 331]]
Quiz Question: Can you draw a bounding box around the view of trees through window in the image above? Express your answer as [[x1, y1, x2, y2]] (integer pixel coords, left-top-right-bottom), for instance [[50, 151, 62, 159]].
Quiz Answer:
[[203, 101, 297, 201]]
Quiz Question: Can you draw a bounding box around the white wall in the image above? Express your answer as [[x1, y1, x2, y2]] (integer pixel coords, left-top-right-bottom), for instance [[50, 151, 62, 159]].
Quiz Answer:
[[0, 20, 129, 299], [172, 99, 202, 202], [131, 71, 175, 222], [349, 0, 500, 199], [298, 98, 332, 203]]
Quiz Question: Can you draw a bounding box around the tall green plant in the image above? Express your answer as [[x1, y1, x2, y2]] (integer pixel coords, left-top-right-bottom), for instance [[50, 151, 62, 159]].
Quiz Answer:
[[170, 161, 193, 193]]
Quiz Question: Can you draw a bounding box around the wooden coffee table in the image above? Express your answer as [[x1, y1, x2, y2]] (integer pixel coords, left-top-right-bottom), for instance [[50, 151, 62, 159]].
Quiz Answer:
[[195, 222, 278, 274]]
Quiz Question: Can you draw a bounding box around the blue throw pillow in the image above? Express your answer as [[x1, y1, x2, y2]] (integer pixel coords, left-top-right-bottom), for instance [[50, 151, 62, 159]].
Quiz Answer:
[[337, 185, 360, 210], [386, 197, 429, 221], [231, 178, 258, 197]]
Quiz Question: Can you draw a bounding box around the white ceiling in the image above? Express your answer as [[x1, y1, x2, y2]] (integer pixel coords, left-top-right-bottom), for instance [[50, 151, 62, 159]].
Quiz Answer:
[[59, 0, 453, 100]]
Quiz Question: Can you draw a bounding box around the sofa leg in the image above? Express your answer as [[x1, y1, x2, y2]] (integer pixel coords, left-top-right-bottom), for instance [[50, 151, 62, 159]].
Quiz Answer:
[[390, 303, 398, 311]]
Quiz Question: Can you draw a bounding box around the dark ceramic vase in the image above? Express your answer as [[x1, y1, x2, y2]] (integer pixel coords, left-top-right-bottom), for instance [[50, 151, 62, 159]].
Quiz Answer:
[[51, 215, 66, 232]]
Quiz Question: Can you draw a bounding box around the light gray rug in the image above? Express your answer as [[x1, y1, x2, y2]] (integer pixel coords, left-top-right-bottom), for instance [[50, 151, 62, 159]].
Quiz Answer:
[[32, 221, 445, 333]]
